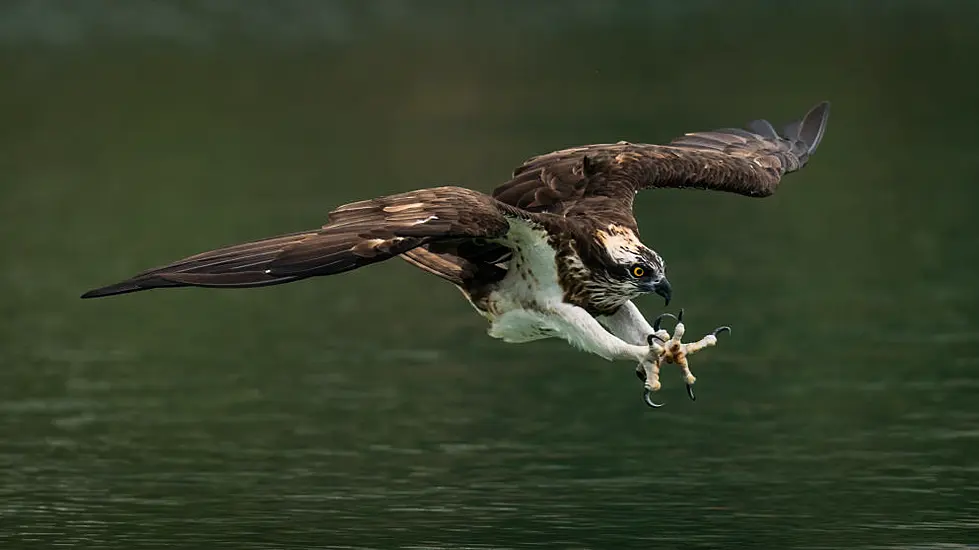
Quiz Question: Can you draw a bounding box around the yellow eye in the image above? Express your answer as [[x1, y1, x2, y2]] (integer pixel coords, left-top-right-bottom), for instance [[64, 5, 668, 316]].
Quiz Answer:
[[632, 265, 645, 278]]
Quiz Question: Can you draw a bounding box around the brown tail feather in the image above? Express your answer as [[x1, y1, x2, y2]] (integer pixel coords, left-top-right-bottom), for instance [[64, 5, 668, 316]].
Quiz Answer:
[[400, 248, 469, 286]]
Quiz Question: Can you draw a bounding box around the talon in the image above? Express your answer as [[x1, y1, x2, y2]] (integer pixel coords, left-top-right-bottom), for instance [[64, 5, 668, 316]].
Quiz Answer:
[[643, 387, 664, 408], [635, 365, 646, 382], [641, 311, 727, 407], [653, 313, 677, 332]]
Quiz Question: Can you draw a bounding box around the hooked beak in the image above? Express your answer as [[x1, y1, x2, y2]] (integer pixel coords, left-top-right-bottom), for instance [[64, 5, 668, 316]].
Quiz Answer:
[[651, 277, 672, 306]]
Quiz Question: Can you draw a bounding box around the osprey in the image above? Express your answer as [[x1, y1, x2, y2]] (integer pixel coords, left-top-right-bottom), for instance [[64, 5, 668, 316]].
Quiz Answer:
[[82, 102, 830, 407]]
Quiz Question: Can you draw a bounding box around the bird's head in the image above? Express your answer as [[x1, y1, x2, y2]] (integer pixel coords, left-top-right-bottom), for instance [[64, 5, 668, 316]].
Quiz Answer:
[[594, 225, 671, 305]]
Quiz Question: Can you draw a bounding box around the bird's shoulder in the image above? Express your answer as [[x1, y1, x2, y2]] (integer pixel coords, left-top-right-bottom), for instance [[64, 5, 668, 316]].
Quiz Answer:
[[491, 143, 641, 223]]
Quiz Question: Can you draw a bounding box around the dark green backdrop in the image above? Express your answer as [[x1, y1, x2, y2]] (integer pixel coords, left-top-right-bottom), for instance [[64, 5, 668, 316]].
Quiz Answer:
[[1, 2, 977, 548]]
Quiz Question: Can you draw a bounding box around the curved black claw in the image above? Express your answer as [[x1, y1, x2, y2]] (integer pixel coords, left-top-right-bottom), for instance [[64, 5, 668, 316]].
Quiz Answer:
[[677, 308, 684, 323], [686, 384, 696, 401], [712, 326, 732, 337], [635, 365, 646, 382], [643, 387, 665, 408], [652, 312, 678, 332]]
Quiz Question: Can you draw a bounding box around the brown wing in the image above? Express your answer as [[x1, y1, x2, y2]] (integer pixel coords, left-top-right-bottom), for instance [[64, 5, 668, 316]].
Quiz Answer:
[[81, 186, 528, 298], [492, 101, 830, 226]]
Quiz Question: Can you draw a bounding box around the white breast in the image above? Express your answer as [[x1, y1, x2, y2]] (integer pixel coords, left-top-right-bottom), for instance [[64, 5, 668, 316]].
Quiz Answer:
[[481, 222, 566, 341]]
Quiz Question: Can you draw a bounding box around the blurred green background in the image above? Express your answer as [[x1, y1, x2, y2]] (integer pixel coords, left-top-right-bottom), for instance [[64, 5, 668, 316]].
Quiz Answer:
[[1, 1, 978, 548]]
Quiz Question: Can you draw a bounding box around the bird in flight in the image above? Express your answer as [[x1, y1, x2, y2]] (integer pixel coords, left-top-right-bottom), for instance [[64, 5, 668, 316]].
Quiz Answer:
[[83, 101, 830, 407]]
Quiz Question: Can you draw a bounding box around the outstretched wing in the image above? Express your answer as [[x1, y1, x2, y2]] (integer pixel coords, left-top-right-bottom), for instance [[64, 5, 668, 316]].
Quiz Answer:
[[492, 101, 830, 226], [81, 186, 529, 298]]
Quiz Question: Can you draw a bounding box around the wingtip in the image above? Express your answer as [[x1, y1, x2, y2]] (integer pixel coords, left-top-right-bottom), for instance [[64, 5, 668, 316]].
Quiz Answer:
[[800, 101, 830, 154], [80, 288, 119, 299], [746, 118, 779, 139], [79, 281, 143, 299]]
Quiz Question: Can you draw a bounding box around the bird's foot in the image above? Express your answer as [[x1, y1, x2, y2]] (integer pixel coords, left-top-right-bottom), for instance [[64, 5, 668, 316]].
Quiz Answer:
[[634, 309, 730, 408]]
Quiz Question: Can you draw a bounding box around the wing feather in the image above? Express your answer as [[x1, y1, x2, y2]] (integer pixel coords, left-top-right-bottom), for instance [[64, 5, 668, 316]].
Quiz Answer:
[[492, 101, 830, 222], [81, 187, 526, 298], [82, 103, 830, 299]]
